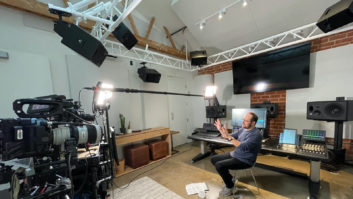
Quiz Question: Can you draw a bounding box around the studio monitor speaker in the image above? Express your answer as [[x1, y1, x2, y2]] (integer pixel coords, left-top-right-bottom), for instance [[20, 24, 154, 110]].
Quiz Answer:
[[112, 23, 138, 50], [307, 100, 353, 121], [190, 50, 207, 66], [54, 20, 108, 67], [138, 67, 161, 83], [251, 103, 278, 118], [316, 0, 353, 33], [206, 105, 227, 118]]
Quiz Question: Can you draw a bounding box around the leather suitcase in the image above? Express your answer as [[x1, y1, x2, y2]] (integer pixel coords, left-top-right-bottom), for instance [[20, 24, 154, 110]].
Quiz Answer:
[[124, 144, 150, 169], [148, 140, 168, 160]]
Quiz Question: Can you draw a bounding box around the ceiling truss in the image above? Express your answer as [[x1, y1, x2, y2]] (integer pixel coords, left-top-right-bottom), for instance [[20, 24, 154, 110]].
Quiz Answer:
[[104, 40, 196, 71], [204, 23, 353, 69], [48, 0, 142, 41]]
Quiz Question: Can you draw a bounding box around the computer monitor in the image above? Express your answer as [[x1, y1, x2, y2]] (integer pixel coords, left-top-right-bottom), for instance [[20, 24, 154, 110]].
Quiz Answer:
[[232, 108, 267, 128]]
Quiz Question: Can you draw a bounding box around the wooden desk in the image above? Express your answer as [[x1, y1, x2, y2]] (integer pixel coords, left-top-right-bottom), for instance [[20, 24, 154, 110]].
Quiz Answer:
[[114, 127, 171, 177]]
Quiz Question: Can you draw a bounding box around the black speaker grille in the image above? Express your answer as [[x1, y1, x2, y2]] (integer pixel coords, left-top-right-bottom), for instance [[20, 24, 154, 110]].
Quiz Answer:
[[324, 103, 345, 117]]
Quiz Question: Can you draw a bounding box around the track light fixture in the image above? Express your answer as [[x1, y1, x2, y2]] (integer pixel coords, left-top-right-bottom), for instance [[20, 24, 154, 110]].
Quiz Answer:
[[195, 0, 250, 30], [200, 20, 206, 30], [242, 0, 248, 7], [218, 8, 226, 20]]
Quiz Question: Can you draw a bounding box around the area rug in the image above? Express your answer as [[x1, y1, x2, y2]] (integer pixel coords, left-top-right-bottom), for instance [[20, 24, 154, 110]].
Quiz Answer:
[[112, 176, 184, 199]]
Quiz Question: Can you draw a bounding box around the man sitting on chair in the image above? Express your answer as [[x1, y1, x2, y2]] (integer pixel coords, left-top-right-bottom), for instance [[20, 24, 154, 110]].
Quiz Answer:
[[211, 112, 262, 196]]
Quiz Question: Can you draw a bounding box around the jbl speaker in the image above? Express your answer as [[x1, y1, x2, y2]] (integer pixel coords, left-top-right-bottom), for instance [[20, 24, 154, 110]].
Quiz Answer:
[[190, 50, 207, 66], [112, 22, 138, 50], [54, 21, 108, 67], [307, 100, 353, 121], [251, 103, 278, 118], [316, 0, 353, 33], [138, 67, 161, 83]]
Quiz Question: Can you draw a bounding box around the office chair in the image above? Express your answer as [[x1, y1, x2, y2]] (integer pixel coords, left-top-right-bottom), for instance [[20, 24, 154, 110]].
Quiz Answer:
[[231, 163, 260, 195]]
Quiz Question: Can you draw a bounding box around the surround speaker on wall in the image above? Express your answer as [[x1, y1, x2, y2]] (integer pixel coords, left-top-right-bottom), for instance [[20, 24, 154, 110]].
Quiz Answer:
[[54, 20, 108, 66], [316, 0, 353, 33], [112, 22, 138, 50], [138, 67, 161, 83], [190, 50, 207, 66], [251, 103, 278, 118], [307, 100, 353, 121]]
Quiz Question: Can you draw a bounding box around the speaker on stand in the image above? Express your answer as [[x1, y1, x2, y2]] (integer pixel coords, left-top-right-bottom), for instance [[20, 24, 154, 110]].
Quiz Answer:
[[251, 102, 278, 138], [307, 97, 353, 165]]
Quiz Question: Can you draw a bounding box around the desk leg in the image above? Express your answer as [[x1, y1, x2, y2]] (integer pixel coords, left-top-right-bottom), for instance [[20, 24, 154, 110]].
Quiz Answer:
[[308, 160, 321, 199], [192, 141, 212, 163], [171, 134, 179, 155]]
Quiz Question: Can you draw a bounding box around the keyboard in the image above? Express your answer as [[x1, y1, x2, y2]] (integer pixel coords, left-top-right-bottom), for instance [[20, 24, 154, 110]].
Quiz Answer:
[[203, 123, 218, 132], [193, 129, 220, 138]]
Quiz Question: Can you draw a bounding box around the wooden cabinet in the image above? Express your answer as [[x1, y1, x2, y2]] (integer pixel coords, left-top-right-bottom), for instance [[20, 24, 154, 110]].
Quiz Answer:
[[114, 127, 171, 177]]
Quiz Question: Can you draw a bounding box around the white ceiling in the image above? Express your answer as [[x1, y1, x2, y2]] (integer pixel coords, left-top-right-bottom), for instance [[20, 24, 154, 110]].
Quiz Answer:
[[136, 0, 340, 55]]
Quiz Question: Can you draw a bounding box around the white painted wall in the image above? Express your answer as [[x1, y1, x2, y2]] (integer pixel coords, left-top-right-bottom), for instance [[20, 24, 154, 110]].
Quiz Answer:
[[0, 6, 207, 149], [286, 44, 353, 139]]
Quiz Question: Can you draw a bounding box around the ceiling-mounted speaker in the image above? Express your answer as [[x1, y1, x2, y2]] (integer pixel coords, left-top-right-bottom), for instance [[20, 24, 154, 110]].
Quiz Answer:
[[112, 22, 138, 50], [138, 67, 161, 83], [307, 100, 353, 121], [190, 50, 207, 66], [54, 20, 108, 67], [316, 0, 353, 33]]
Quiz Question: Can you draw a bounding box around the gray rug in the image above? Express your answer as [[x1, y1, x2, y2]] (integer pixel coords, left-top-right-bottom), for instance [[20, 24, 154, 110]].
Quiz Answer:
[[112, 176, 184, 199]]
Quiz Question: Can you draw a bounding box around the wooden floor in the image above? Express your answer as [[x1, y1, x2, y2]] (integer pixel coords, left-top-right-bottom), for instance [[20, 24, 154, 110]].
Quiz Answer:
[[113, 142, 353, 199]]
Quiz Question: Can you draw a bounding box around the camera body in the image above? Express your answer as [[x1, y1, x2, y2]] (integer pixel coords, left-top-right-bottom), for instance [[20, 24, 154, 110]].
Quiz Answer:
[[0, 95, 112, 199]]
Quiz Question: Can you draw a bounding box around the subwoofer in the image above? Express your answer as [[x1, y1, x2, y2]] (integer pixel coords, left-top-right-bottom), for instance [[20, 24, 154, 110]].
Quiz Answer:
[[316, 0, 353, 33], [307, 100, 353, 121], [251, 103, 278, 118]]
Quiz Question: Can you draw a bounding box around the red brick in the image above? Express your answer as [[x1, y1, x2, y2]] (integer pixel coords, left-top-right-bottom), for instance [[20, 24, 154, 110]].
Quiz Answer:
[[335, 38, 352, 44], [347, 31, 353, 37], [329, 33, 347, 41]]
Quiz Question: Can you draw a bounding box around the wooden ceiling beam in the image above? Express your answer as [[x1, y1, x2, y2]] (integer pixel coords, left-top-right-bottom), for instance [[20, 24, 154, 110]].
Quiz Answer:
[[163, 26, 176, 49], [0, 0, 187, 59], [145, 17, 155, 40], [181, 45, 185, 52], [127, 15, 139, 37], [136, 35, 186, 59], [63, 0, 69, 7]]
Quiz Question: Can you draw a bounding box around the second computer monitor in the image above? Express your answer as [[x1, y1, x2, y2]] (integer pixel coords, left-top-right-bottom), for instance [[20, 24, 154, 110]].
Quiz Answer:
[[232, 108, 267, 128]]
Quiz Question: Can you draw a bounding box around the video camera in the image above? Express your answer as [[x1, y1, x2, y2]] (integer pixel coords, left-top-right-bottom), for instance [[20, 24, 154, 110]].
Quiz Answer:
[[0, 95, 113, 199]]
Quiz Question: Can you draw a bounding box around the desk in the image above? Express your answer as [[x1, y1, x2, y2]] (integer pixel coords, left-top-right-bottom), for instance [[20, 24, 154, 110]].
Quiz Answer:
[[115, 127, 171, 177], [188, 134, 328, 199]]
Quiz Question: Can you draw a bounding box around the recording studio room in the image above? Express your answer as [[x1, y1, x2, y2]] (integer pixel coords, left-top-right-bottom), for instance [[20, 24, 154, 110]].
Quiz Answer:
[[1, 0, 353, 199]]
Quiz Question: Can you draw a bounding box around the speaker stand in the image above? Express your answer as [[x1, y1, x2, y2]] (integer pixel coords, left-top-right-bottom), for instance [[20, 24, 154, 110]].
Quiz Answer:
[[333, 121, 345, 163]]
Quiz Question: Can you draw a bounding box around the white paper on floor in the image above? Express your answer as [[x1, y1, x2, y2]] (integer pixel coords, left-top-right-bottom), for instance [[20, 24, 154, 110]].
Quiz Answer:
[[112, 176, 184, 199]]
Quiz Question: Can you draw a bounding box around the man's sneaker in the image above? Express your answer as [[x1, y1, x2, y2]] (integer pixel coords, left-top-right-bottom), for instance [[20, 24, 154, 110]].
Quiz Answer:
[[219, 186, 234, 196]]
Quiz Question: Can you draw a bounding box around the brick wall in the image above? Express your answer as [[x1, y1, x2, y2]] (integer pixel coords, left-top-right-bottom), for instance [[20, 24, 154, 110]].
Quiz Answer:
[[251, 91, 286, 137], [311, 29, 353, 53]]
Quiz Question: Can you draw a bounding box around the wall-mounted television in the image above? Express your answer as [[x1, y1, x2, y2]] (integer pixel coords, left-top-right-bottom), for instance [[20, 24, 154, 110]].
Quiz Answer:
[[232, 42, 311, 94]]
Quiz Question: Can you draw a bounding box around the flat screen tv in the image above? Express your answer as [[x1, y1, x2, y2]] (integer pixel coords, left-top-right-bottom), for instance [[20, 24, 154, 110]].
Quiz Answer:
[[232, 42, 311, 94]]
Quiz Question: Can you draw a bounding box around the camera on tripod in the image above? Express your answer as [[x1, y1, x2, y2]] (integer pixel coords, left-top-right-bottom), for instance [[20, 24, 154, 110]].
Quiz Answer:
[[0, 95, 112, 199]]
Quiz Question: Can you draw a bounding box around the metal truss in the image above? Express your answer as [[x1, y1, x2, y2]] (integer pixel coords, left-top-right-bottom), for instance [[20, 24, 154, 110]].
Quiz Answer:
[[48, 0, 142, 41], [104, 40, 196, 71], [204, 23, 353, 69]]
